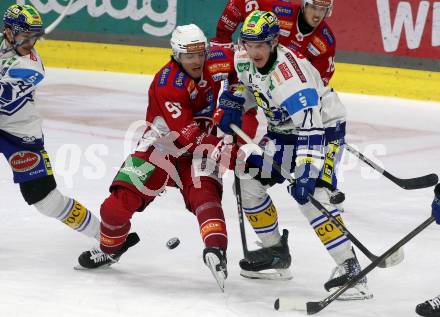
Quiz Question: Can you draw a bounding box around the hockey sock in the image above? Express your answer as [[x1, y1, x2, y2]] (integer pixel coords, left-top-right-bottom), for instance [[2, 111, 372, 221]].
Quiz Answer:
[[243, 194, 281, 247], [189, 182, 227, 250], [34, 189, 100, 240]]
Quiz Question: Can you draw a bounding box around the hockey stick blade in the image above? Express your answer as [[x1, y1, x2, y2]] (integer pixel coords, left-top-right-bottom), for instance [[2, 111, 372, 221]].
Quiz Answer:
[[303, 215, 436, 314], [345, 144, 438, 190], [386, 172, 438, 190]]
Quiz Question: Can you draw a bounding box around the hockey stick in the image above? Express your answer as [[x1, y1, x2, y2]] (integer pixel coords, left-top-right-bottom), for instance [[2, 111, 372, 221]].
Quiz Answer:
[[345, 144, 438, 190], [233, 136, 250, 258], [230, 124, 403, 267], [1, 0, 75, 55], [276, 184, 440, 314]]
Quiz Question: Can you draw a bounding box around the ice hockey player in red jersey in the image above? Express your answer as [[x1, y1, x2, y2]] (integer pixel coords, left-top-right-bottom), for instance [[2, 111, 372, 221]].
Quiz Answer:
[[76, 24, 244, 292], [212, 0, 336, 85]]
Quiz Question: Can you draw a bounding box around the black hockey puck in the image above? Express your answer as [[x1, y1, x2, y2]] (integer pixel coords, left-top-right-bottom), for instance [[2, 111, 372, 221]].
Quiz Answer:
[[166, 237, 180, 249]]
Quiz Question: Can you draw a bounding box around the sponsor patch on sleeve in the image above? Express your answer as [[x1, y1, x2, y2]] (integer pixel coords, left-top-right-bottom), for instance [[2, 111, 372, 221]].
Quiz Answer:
[[173, 71, 187, 89], [158, 66, 171, 87], [321, 27, 335, 46]]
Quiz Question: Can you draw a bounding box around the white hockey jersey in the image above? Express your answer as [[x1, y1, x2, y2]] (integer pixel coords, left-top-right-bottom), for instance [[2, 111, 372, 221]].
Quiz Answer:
[[234, 44, 327, 170], [0, 34, 45, 141]]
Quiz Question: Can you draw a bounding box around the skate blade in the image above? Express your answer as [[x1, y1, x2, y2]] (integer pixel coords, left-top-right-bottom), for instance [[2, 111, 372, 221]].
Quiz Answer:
[[329, 286, 374, 301], [240, 269, 293, 281], [205, 255, 225, 292], [73, 263, 112, 271]]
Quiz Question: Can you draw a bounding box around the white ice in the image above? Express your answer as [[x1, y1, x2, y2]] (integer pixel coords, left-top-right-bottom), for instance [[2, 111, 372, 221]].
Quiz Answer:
[[1, 68, 439, 317]]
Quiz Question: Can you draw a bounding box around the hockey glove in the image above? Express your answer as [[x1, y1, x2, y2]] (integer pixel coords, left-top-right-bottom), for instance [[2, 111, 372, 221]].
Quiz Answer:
[[287, 164, 320, 205], [269, 108, 289, 126], [213, 91, 245, 135], [432, 194, 440, 224]]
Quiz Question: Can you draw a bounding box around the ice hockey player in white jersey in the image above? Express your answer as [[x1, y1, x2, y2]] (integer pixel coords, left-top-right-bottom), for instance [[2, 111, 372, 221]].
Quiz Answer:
[[0, 5, 100, 241], [214, 10, 372, 300]]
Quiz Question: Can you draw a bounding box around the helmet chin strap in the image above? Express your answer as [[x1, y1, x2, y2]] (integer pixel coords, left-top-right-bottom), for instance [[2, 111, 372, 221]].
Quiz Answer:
[[5, 31, 30, 57]]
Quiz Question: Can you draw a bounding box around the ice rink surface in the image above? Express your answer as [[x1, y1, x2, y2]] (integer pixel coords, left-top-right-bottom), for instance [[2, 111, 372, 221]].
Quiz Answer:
[[1, 68, 439, 317]]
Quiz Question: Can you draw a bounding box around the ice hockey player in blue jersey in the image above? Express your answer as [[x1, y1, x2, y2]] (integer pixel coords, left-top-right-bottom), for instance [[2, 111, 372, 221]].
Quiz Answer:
[[0, 5, 100, 242], [214, 10, 372, 300]]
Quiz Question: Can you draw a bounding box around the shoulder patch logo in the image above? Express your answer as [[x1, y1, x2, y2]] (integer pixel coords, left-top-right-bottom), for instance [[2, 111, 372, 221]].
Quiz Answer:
[[158, 67, 171, 87], [321, 27, 334, 46], [173, 71, 187, 88]]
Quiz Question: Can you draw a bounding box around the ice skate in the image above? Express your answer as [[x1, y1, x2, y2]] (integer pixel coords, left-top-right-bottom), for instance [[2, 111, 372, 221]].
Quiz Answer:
[[203, 247, 227, 292], [239, 229, 292, 280], [324, 257, 373, 300]]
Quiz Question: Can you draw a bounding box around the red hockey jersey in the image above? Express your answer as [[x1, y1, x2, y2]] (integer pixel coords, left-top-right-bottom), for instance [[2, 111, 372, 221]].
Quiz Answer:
[[213, 0, 336, 85], [142, 47, 236, 153]]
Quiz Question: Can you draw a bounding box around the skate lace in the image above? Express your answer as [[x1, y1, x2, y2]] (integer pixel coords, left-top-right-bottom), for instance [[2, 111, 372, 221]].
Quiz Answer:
[[428, 295, 440, 310], [90, 248, 112, 264], [344, 258, 360, 277]]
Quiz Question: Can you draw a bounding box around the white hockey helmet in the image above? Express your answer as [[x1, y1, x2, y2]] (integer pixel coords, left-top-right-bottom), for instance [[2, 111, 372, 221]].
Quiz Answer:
[[302, 0, 334, 16], [170, 24, 208, 61]]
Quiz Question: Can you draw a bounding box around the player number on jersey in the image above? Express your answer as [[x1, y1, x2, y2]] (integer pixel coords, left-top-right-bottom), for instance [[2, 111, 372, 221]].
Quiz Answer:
[[302, 108, 313, 127], [165, 101, 182, 118], [327, 57, 335, 73]]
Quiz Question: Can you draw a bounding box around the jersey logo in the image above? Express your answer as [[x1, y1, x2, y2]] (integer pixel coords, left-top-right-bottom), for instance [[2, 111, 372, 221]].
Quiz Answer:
[[9, 68, 44, 85], [208, 62, 232, 73], [281, 88, 319, 116], [9, 151, 41, 172], [321, 27, 335, 46], [237, 62, 250, 72], [158, 66, 171, 87], [278, 62, 292, 80], [173, 71, 187, 89], [312, 36, 327, 54], [307, 43, 321, 56], [285, 53, 306, 83], [272, 5, 293, 16], [279, 20, 294, 30], [208, 50, 226, 60]]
